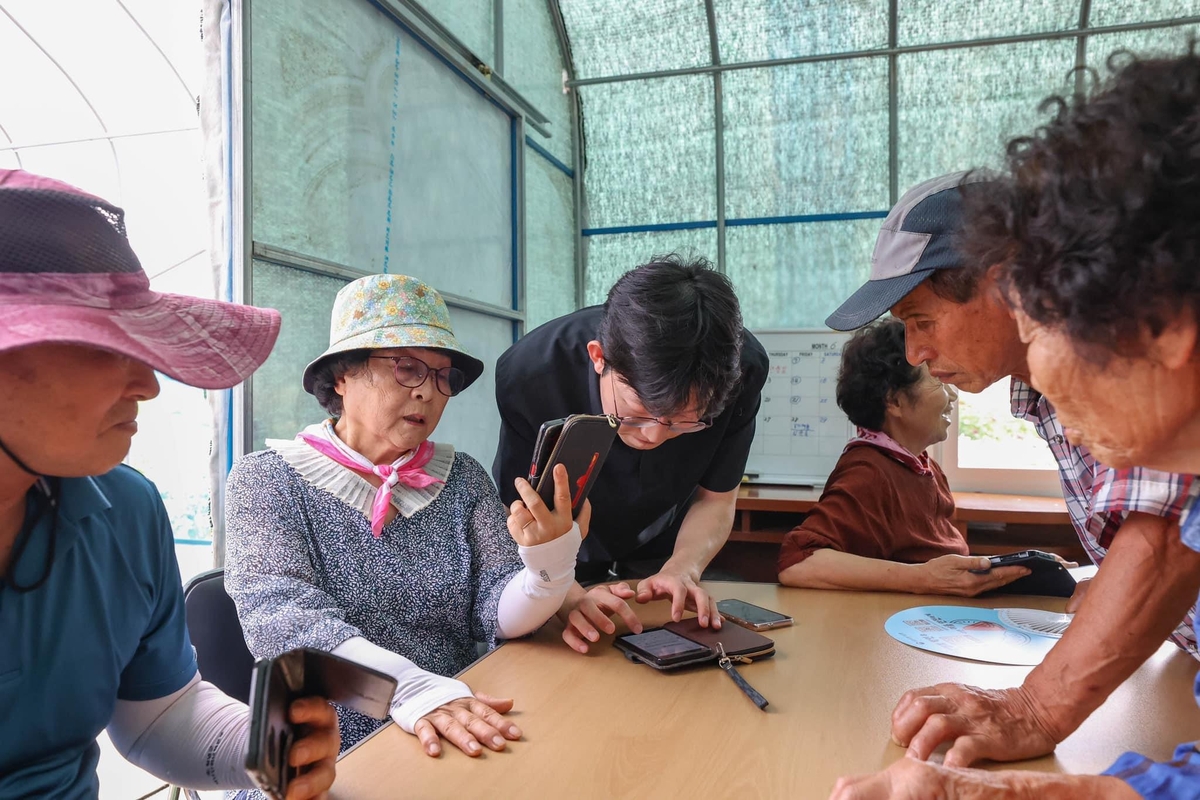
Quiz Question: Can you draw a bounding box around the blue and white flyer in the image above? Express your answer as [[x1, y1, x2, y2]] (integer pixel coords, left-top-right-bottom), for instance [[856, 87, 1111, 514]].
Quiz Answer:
[[885, 606, 1072, 666]]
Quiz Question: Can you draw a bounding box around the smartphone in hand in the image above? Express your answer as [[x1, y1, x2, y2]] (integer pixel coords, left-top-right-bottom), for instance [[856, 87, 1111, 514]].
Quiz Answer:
[[246, 648, 397, 799], [530, 414, 618, 518]]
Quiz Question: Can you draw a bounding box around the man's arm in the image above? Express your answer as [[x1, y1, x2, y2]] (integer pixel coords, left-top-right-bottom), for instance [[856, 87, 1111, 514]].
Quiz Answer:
[[892, 511, 1200, 766], [634, 486, 737, 627]]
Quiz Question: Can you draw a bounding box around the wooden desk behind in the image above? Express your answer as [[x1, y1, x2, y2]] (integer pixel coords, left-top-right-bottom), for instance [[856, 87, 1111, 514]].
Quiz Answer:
[[331, 582, 1200, 799]]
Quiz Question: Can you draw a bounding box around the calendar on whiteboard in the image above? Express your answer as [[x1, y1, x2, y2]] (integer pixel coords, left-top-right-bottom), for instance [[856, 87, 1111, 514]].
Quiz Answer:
[[745, 330, 856, 486]]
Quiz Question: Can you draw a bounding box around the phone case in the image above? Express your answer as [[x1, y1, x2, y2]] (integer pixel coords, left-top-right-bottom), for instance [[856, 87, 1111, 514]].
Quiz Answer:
[[985, 550, 1077, 598], [614, 617, 776, 671], [534, 414, 618, 516], [528, 418, 566, 483], [246, 648, 397, 799]]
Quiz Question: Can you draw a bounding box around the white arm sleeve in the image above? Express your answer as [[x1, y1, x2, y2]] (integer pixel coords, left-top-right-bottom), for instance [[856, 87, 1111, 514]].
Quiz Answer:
[[331, 637, 472, 734], [107, 675, 254, 790], [495, 523, 582, 640]]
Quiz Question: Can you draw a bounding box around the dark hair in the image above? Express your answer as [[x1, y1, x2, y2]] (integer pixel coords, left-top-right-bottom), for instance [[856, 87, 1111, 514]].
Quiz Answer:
[[836, 318, 922, 431], [310, 350, 371, 416], [964, 42, 1200, 359], [598, 254, 744, 419]]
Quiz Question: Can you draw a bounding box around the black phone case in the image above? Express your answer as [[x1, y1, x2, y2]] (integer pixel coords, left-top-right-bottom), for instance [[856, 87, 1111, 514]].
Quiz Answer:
[[986, 550, 1077, 598], [533, 414, 618, 516], [528, 418, 566, 482], [246, 648, 397, 799]]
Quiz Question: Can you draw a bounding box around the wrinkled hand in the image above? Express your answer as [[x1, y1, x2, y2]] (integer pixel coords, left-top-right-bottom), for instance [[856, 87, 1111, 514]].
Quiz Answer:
[[283, 696, 340, 800], [830, 757, 1042, 800], [558, 582, 644, 653], [916, 555, 1030, 597], [635, 569, 720, 628], [891, 684, 1062, 766], [1066, 577, 1091, 614], [413, 692, 522, 758], [508, 464, 587, 547]]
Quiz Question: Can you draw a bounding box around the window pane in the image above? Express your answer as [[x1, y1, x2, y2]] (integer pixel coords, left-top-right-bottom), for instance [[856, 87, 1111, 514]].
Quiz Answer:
[[1090, 2, 1200, 27], [559, 0, 710, 79], [503, 0, 574, 163], [525, 146, 576, 330], [252, 0, 513, 306], [723, 59, 889, 219], [435, 308, 511, 475], [715, 0, 886, 62], [1086, 24, 1200, 65], [897, 0, 1078, 45], [579, 75, 716, 228], [957, 382, 1057, 470], [583, 229, 717, 305], [249, 261, 343, 450], [725, 220, 878, 330], [419, 0, 494, 63], [897, 39, 1076, 191]]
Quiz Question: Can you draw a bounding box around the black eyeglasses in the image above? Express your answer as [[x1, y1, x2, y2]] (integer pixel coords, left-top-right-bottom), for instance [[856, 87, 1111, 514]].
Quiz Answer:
[[369, 356, 466, 397], [608, 372, 711, 434]]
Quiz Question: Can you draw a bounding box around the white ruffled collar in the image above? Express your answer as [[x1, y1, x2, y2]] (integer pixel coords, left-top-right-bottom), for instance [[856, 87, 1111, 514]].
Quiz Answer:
[[266, 435, 455, 520]]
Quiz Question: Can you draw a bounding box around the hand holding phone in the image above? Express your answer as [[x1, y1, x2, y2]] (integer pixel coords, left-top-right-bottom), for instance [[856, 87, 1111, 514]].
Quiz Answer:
[[508, 463, 590, 547], [529, 414, 617, 518], [246, 648, 396, 799]]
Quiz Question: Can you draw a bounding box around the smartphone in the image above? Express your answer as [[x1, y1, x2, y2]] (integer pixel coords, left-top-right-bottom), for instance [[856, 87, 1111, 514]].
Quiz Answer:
[[528, 418, 566, 483], [971, 549, 1077, 598], [533, 414, 618, 518], [716, 598, 794, 631], [245, 648, 397, 799], [614, 628, 713, 669]]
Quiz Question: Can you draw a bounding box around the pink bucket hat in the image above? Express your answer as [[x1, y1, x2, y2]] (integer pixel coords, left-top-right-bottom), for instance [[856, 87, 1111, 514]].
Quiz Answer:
[[0, 169, 280, 389]]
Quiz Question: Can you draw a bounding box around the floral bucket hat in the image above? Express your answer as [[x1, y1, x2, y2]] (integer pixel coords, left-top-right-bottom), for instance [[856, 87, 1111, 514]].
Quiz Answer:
[[302, 273, 485, 394]]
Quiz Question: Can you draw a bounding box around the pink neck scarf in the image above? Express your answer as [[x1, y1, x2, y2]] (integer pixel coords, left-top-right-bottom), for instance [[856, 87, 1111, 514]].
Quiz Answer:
[[845, 427, 934, 477], [297, 420, 443, 537]]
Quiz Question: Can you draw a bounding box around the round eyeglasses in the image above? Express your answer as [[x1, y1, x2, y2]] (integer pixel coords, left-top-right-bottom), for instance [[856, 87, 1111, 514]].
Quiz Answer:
[[369, 355, 466, 397], [609, 372, 711, 434]]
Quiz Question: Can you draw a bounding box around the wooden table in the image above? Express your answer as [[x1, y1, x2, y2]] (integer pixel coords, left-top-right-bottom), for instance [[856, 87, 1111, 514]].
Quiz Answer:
[[330, 582, 1200, 799]]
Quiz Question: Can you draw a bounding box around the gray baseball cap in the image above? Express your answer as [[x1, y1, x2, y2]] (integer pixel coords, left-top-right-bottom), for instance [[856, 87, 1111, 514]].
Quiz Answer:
[[826, 171, 987, 331]]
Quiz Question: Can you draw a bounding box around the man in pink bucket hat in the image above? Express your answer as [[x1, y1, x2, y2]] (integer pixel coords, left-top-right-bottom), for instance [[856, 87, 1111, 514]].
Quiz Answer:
[[0, 169, 339, 798]]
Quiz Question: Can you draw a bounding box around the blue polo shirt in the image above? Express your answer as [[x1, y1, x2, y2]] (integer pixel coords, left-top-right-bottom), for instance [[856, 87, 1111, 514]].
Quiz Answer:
[[0, 466, 197, 799]]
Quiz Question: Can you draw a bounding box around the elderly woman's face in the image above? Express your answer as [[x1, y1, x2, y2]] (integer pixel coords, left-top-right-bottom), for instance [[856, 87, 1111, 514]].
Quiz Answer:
[[896, 364, 958, 448], [1017, 308, 1200, 472], [336, 347, 451, 457], [0, 344, 160, 477]]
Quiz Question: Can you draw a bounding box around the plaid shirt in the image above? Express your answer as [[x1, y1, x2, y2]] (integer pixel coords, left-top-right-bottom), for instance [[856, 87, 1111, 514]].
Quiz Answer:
[[1010, 379, 1197, 657]]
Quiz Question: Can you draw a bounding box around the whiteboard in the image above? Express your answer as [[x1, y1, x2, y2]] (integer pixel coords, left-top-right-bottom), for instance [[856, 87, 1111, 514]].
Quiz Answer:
[[746, 329, 856, 487]]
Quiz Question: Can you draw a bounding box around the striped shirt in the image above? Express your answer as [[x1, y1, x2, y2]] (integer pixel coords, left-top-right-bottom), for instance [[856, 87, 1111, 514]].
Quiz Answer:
[[1010, 379, 1197, 657]]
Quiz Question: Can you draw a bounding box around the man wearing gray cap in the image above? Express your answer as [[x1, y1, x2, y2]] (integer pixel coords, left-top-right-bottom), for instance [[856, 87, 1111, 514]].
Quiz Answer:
[[825, 172, 1200, 775]]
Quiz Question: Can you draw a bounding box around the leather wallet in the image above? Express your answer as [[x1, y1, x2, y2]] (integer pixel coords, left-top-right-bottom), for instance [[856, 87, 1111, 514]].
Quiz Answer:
[[614, 616, 775, 671]]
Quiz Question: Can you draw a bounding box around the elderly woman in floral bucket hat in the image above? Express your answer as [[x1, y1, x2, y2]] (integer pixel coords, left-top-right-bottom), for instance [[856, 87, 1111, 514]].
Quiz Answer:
[[224, 273, 587, 759], [0, 169, 340, 799]]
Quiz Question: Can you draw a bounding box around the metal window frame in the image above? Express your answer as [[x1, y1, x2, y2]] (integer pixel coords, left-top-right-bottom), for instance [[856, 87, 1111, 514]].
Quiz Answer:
[[230, 0, 571, 462], [566, 9, 1200, 279]]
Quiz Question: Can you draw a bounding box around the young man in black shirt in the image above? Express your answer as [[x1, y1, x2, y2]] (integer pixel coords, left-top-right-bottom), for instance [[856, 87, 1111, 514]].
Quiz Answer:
[[493, 256, 768, 653]]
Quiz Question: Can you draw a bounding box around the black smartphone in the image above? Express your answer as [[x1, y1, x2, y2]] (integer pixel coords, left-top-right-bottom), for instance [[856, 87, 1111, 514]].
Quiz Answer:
[[245, 648, 397, 799], [614, 628, 712, 669], [973, 550, 1078, 598], [528, 418, 566, 484], [533, 414, 618, 518], [716, 598, 794, 631]]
